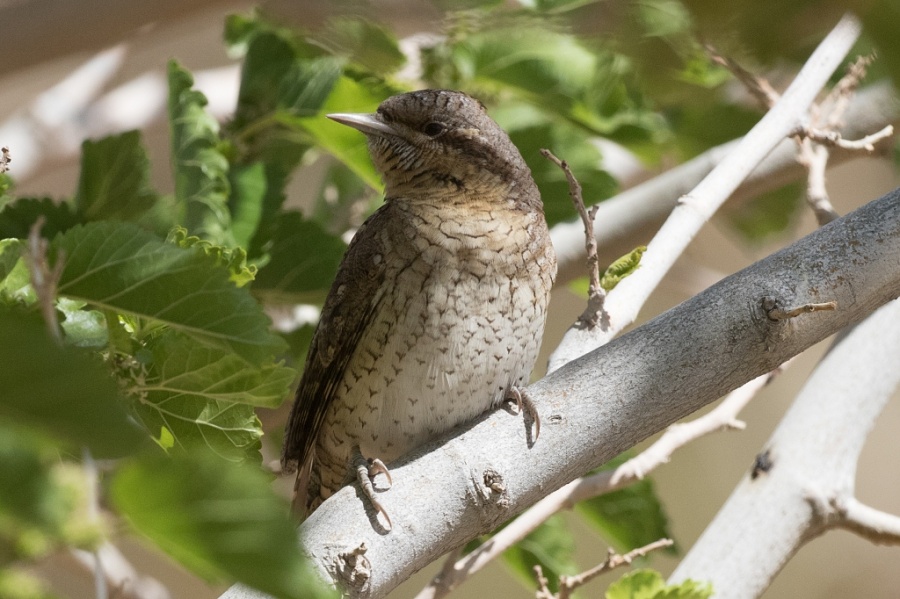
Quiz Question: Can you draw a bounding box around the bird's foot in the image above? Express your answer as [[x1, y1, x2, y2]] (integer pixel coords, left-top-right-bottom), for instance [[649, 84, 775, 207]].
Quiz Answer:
[[506, 386, 541, 442], [352, 447, 393, 530]]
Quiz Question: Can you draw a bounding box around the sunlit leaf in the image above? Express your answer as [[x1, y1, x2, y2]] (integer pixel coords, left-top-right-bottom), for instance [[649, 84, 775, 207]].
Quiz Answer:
[[76, 131, 157, 221], [606, 569, 712, 599], [136, 330, 295, 408], [168, 60, 233, 245], [0, 239, 22, 284], [53, 222, 286, 364], [601, 246, 646, 292], [292, 75, 395, 191]]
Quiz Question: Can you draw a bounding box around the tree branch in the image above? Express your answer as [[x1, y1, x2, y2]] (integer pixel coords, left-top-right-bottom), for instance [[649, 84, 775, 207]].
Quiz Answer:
[[833, 497, 900, 545], [222, 186, 900, 599], [669, 295, 900, 597], [413, 362, 790, 599]]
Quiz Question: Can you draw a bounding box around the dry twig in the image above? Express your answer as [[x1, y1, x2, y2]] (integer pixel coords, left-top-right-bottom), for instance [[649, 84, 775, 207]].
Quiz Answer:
[[539, 149, 606, 329], [535, 538, 674, 599], [711, 49, 892, 227], [25, 217, 64, 342], [706, 44, 778, 109], [766, 300, 837, 321]]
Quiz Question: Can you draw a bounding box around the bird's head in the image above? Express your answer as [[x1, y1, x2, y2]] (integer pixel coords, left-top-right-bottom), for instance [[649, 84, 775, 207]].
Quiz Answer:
[[327, 89, 538, 205]]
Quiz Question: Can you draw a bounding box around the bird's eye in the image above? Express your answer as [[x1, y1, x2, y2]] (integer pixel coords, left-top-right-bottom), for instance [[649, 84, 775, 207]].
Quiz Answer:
[[423, 122, 445, 137]]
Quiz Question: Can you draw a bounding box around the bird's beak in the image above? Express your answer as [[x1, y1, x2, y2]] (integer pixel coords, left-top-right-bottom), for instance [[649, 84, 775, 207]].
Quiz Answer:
[[327, 112, 397, 137]]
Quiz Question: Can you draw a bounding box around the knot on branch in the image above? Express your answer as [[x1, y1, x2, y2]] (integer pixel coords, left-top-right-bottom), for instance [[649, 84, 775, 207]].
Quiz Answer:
[[335, 542, 372, 595]]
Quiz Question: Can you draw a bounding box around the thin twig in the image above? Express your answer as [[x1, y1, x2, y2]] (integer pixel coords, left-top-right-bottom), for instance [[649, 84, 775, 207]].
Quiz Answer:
[[540, 148, 606, 329], [705, 44, 779, 109], [794, 124, 894, 152], [796, 140, 840, 225], [68, 544, 172, 599], [556, 539, 674, 599], [534, 565, 554, 599], [835, 497, 900, 545], [791, 54, 887, 225], [83, 448, 108, 599], [25, 217, 64, 342], [767, 301, 837, 320], [821, 53, 876, 130]]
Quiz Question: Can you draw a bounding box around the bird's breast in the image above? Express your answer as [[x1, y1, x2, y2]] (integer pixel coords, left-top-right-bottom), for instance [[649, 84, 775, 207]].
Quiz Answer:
[[320, 200, 555, 464]]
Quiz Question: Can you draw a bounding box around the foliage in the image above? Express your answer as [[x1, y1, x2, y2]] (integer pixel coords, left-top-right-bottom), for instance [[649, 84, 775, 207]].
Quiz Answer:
[[607, 570, 712, 599], [1, 0, 896, 596]]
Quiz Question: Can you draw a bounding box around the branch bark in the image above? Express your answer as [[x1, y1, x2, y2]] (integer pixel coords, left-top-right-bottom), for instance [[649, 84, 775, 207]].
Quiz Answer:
[[669, 295, 900, 597], [223, 186, 900, 599]]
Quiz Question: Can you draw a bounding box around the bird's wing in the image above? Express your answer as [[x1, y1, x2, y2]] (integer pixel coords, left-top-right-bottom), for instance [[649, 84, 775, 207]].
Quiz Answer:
[[281, 205, 390, 479]]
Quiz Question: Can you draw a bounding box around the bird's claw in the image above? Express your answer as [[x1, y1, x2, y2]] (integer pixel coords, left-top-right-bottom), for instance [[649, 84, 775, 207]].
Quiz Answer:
[[352, 447, 393, 530], [507, 386, 541, 441]]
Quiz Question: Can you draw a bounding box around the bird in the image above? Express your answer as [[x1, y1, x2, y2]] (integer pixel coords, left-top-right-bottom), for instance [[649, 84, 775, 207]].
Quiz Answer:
[[282, 89, 557, 527]]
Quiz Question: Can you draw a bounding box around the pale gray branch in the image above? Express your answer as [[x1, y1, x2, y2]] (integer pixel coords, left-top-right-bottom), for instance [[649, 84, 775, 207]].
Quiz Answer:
[[835, 497, 900, 545], [670, 295, 900, 598]]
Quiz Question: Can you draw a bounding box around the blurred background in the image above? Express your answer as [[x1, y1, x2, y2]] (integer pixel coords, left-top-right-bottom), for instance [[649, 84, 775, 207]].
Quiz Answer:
[[3, 1, 898, 598]]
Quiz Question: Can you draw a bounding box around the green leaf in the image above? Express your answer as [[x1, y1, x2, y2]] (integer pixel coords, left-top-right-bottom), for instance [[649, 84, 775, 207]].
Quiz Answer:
[[576, 455, 673, 554], [501, 514, 578, 594], [233, 32, 339, 130], [862, 0, 900, 89], [75, 131, 157, 221], [168, 60, 233, 245], [601, 246, 647, 292], [228, 162, 267, 249], [424, 21, 662, 144], [0, 198, 80, 240], [141, 332, 295, 407], [0, 246, 31, 305], [0, 567, 56, 599], [123, 332, 293, 461], [252, 212, 346, 304], [167, 227, 257, 287], [112, 452, 336, 599], [53, 222, 286, 364], [315, 17, 406, 75], [57, 298, 108, 348], [0, 238, 22, 284], [0, 310, 143, 457], [606, 569, 712, 599]]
